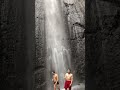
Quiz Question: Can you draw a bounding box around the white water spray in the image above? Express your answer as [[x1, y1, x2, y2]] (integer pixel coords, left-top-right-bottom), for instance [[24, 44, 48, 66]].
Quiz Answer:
[[44, 0, 71, 89]]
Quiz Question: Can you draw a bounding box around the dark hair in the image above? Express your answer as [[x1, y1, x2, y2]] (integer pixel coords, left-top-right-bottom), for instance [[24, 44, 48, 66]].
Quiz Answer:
[[52, 70, 55, 73]]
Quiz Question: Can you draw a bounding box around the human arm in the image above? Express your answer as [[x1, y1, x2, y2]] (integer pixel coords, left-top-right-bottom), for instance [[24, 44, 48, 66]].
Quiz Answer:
[[64, 73, 67, 80], [70, 74, 73, 86]]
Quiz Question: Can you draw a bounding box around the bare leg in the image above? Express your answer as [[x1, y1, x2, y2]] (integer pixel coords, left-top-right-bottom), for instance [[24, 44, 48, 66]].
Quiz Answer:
[[69, 86, 71, 90], [54, 84, 56, 90]]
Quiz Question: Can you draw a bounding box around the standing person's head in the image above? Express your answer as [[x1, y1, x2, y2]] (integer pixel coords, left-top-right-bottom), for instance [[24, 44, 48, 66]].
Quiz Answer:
[[52, 70, 55, 75], [67, 68, 71, 74]]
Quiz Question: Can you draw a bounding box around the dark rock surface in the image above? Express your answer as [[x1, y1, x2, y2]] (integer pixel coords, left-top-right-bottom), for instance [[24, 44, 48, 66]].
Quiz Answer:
[[86, 0, 120, 90], [1, 0, 26, 89], [0, 0, 35, 90]]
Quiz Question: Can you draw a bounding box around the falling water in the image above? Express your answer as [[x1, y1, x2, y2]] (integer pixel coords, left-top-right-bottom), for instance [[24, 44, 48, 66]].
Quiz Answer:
[[44, 0, 71, 89]]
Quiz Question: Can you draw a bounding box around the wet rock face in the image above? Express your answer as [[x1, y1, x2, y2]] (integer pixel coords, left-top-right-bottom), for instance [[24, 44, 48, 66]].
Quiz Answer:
[[35, 0, 46, 89], [63, 0, 85, 81]]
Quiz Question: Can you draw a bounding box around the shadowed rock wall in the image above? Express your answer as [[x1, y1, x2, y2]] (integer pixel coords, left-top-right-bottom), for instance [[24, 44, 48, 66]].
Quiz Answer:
[[86, 0, 120, 90], [1, 0, 26, 89], [0, 0, 35, 90]]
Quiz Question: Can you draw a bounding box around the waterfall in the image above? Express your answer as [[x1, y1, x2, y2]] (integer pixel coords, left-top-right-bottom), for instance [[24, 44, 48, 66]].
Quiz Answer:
[[44, 0, 71, 89]]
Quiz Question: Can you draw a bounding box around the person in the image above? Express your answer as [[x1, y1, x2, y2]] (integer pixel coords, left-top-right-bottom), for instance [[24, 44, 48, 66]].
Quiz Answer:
[[64, 69, 73, 90], [52, 71, 60, 90]]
